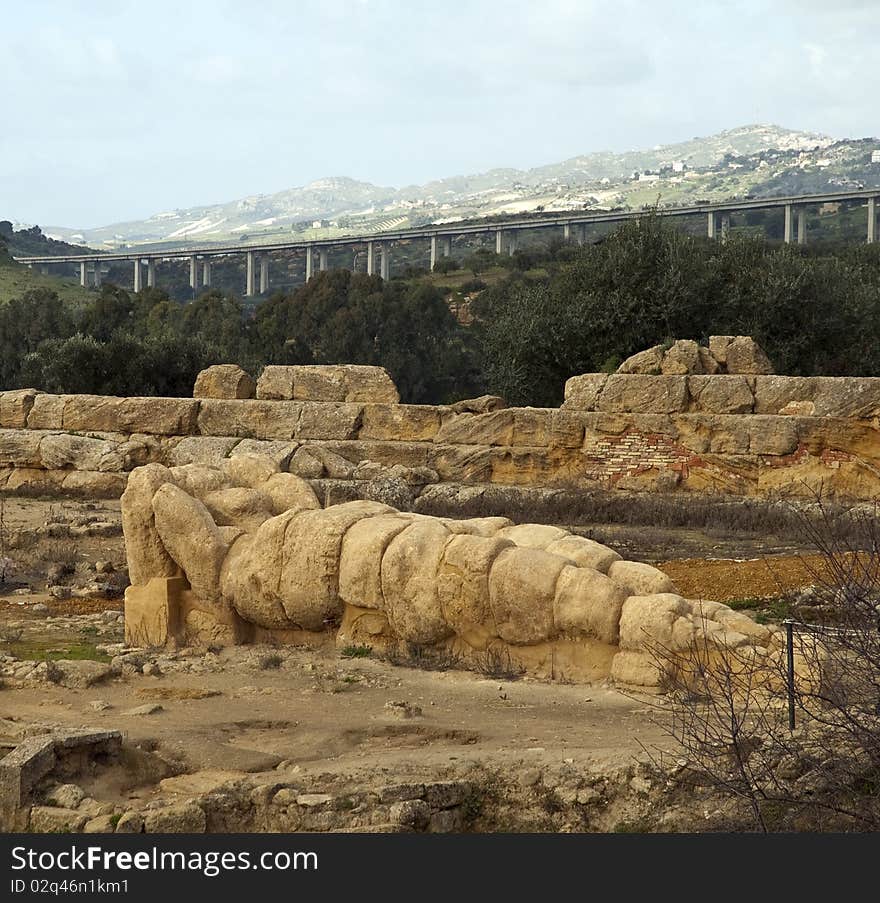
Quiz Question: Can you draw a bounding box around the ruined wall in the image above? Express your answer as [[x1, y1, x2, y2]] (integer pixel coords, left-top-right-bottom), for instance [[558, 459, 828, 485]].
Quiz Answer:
[[0, 371, 879, 503]]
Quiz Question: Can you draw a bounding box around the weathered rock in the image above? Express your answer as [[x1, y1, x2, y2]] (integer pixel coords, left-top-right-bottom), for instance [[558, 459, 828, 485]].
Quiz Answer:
[[618, 593, 690, 651], [498, 523, 568, 549], [169, 436, 240, 467], [144, 802, 206, 833], [617, 345, 664, 375], [257, 364, 399, 403], [360, 404, 442, 441], [661, 340, 702, 375], [381, 519, 452, 644], [221, 453, 280, 488], [114, 811, 144, 833], [723, 336, 774, 375], [202, 487, 274, 532], [688, 376, 755, 414], [152, 482, 228, 604], [193, 364, 256, 399], [562, 374, 608, 411], [610, 650, 664, 686], [339, 514, 411, 609], [487, 547, 565, 644], [288, 446, 325, 478], [596, 375, 689, 414], [0, 389, 38, 428], [553, 566, 627, 644], [30, 806, 87, 833], [260, 472, 320, 515], [280, 501, 391, 629], [544, 536, 621, 573], [449, 395, 506, 414], [437, 534, 512, 638], [121, 463, 180, 586], [45, 783, 86, 809], [46, 660, 111, 689], [607, 561, 676, 596]]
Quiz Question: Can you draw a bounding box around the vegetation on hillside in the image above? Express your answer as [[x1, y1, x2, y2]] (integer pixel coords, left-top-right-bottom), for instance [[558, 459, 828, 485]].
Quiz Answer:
[[2, 216, 880, 404]]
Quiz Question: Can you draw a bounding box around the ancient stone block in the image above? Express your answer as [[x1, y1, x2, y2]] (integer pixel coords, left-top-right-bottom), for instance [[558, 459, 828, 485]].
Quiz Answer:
[[687, 376, 755, 414], [256, 364, 399, 403], [124, 576, 188, 647], [562, 374, 607, 410], [0, 389, 38, 429], [169, 435, 240, 467], [197, 399, 302, 439], [596, 375, 689, 414], [193, 364, 256, 399], [359, 404, 442, 441], [295, 402, 363, 441]]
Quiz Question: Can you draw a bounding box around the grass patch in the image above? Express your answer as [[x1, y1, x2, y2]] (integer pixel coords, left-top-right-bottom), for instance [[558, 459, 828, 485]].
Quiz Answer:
[[4, 638, 111, 663], [340, 644, 372, 659], [727, 596, 793, 624]]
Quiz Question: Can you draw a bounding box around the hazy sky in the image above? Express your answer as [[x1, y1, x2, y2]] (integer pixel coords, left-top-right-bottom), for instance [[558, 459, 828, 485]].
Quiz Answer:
[[3, 0, 878, 228]]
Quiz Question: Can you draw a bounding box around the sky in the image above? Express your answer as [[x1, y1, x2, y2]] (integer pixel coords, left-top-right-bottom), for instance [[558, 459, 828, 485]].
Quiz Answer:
[[2, 0, 878, 228]]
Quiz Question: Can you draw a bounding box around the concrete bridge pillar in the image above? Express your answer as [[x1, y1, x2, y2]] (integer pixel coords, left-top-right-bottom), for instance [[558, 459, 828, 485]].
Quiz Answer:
[[577, 224, 587, 245], [189, 256, 198, 290], [319, 248, 329, 271], [507, 231, 518, 255], [563, 222, 571, 242], [495, 229, 503, 255], [39, 264, 49, 276], [366, 241, 375, 276], [80, 262, 87, 286], [868, 197, 876, 244], [93, 262, 101, 287], [305, 247, 313, 281], [430, 235, 437, 270], [202, 259, 211, 287], [720, 213, 731, 242], [797, 207, 808, 245], [380, 243, 390, 280], [707, 212, 717, 240], [441, 236, 452, 258], [246, 251, 255, 297], [784, 204, 794, 244], [133, 260, 143, 293], [147, 259, 156, 288], [260, 255, 269, 293]]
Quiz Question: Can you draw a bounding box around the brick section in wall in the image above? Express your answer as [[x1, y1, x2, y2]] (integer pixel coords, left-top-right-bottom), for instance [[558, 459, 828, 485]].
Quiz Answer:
[[581, 431, 700, 484]]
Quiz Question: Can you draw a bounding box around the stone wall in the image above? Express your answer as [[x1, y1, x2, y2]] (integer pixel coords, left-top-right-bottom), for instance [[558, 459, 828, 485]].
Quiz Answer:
[[0, 370, 879, 503]]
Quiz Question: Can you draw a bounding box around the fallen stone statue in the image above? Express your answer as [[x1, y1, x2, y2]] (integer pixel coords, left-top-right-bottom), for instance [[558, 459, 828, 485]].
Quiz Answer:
[[122, 454, 781, 687]]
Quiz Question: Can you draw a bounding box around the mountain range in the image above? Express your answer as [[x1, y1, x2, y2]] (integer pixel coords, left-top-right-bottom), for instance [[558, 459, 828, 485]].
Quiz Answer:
[[25, 125, 880, 252]]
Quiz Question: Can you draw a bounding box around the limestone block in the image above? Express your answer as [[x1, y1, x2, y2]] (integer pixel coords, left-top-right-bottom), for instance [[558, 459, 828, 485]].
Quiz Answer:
[[124, 576, 188, 647], [0, 429, 43, 466], [617, 346, 664, 375], [280, 501, 392, 629], [428, 445, 494, 482], [295, 402, 364, 440], [440, 516, 512, 537], [755, 376, 880, 418], [61, 396, 199, 435], [152, 482, 229, 605], [230, 439, 298, 469], [435, 409, 515, 446], [553, 565, 627, 644], [381, 518, 453, 644], [168, 463, 230, 497], [3, 467, 66, 494], [193, 364, 256, 399], [661, 340, 702, 375], [338, 514, 411, 609], [723, 336, 774, 374], [610, 650, 663, 687], [359, 404, 442, 441], [618, 593, 690, 651], [169, 436, 240, 467], [62, 471, 127, 497], [288, 446, 325, 478], [26, 393, 65, 430], [497, 523, 568, 550], [437, 534, 513, 637], [260, 472, 320, 515], [40, 433, 124, 472], [608, 561, 676, 596], [748, 416, 798, 456], [545, 536, 621, 573], [687, 376, 755, 414], [197, 399, 302, 439], [512, 409, 585, 448], [0, 389, 38, 428], [257, 364, 399, 403], [121, 464, 179, 586], [221, 453, 279, 487], [202, 487, 275, 531], [596, 375, 689, 414], [487, 547, 566, 644], [144, 802, 206, 833], [562, 374, 608, 410]]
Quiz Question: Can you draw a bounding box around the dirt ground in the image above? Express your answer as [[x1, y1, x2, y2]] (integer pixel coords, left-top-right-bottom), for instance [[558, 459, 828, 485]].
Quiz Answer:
[[0, 496, 828, 832]]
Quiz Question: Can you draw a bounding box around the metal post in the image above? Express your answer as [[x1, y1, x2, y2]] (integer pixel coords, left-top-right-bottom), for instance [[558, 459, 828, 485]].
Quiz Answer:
[[784, 204, 793, 244], [785, 619, 796, 730]]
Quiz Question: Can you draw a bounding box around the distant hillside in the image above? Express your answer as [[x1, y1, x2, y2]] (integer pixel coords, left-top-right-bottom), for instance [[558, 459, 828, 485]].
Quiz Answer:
[[0, 221, 96, 258], [35, 124, 880, 251]]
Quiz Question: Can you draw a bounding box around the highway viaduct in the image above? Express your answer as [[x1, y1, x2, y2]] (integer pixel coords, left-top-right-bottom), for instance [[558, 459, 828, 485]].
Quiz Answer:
[[14, 188, 880, 297]]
